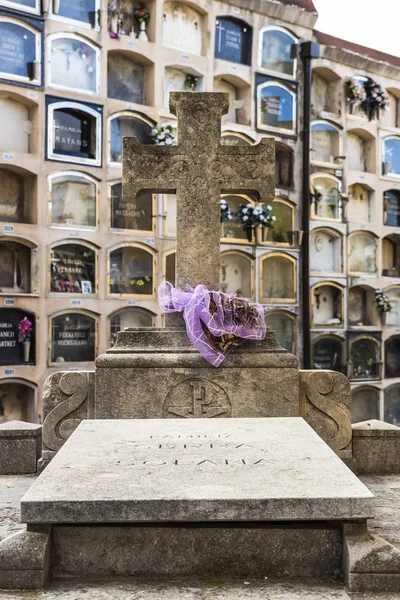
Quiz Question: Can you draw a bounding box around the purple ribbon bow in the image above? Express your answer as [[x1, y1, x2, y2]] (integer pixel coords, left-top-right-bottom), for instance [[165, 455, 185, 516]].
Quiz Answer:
[[158, 282, 266, 367]]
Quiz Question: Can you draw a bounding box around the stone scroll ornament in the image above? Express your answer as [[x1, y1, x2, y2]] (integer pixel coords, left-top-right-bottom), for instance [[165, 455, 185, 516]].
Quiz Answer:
[[159, 282, 266, 367]]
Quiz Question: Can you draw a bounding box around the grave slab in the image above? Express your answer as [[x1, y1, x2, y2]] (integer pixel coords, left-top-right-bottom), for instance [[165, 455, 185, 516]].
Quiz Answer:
[[21, 418, 374, 524]]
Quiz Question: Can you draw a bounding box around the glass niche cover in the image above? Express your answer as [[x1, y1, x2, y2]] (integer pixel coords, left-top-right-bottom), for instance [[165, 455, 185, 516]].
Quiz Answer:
[[52, 0, 98, 27], [109, 246, 153, 295], [110, 183, 152, 231], [50, 38, 98, 93], [51, 313, 95, 363], [50, 174, 96, 228], [258, 83, 295, 134], [0, 20, 39, 83], [50, 244, 95, 294]]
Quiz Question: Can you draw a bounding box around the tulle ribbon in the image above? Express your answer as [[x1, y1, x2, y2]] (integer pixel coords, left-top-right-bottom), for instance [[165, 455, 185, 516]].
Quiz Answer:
[[158, 282, 266, 367]]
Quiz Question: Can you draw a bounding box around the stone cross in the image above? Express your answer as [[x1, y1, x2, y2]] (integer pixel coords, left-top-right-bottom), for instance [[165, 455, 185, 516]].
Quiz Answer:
[[123, 92, 275, 292]]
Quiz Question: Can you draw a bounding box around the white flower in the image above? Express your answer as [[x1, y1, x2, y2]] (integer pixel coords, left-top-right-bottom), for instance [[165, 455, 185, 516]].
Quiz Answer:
[[247, 203, 252, 208], [267, 205, 272, 211], [220, 199, 227, 205], [242, 215, 249, 221], [228, 214, 232, 220], [242, 208, 248, 214], [271, 215, 276, 221], [253, 208, 261, 215]]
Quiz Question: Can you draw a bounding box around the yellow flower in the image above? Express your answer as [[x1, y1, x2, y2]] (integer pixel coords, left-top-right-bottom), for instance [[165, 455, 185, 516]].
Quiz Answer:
[[136, 279, 144, 287]]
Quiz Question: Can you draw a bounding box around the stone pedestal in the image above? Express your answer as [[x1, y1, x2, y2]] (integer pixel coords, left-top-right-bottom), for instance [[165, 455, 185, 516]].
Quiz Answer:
[[352, 420, 400, 474], [0, 420, 41, 475], [95, 328, 299, 419]]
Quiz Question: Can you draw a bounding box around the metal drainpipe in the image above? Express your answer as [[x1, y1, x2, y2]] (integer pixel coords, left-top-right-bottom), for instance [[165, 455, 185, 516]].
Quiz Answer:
[[299, 41, 320, 368]]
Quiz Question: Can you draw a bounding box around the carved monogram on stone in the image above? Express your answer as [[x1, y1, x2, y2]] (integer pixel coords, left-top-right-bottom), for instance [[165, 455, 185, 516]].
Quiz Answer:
[[163, 378, 232, 418], [123, 92, 274, 290]]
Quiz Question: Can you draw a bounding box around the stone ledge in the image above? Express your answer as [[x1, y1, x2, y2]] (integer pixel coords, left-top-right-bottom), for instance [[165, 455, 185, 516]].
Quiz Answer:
[[0, 529, 50, 590]]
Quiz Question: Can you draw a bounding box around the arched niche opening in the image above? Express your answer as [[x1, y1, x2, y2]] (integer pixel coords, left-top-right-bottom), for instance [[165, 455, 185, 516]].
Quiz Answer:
[[310, 173, 341, 221], [385, 385, 400, 426], [220, 251, 253, 300], [109, 112, 153, 164], [214, 75, 251, 126], [163, 2, 204, 56], [382, 234, 400, 277], [48, 172, 97, 229], [383, 136, 400, 178], [310, 228, 342, 273], [109, 307, 155, 346], [50, 311, 97, 364], [109, 181, 154, 232], [381, 87, 400, 129], [385, 336, 400, 378], [0, 379, 37, 424], [311, 335, 345, 373], [257, 81, 296, 135], [258, 26, 297, 78], [386, 287, 400, 326], [0, 308, 35, 366], [265, 311, 296, 354], [107, 0, 156, 41], [348, 232, 377, 274], [0, 239, 33, 293], [349, 336, 381, 380], [260, 252, 296, 303], [311, 282, 343, 327], [261, 198, 294, 246], [275, 142, 293, 188], [165, 250, 176, 285], [108, 51, 153, 106], [108, 244, 155, 297], [0, 167, 37, 224], [50, 242, 97, 295], [0, 96, 30, 153], [384, 189, 400, 226], [215, 16, 252, 66], [221, 131, 254, 146], [311, 121, 341, 167], [347, 128, 376, 173], [48, 34, 100, 95], [311, 66, 341, 118], [164, 65, 204, 107], [351, 387, 380, 424], [220, 194, 255, 243], [348, 183, 372, 223], [348, 285, 379, 327]]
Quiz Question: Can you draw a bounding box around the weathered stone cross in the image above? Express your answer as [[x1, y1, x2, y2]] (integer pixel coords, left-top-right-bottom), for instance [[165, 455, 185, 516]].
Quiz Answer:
[[123, 92, 275, 292]]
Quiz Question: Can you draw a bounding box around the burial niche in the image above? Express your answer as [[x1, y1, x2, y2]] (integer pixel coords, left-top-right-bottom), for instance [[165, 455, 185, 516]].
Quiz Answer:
[[385, 385, 400, 426], [109, 245, 154, 296], [382, 234, 400, 277], [265, 311, 295, 353], [383, 136, 400, 177], [0, 241, 31, 293], [348, 286, 377, 327], [311, 121, 341, 165], [386, 287, 400, 326], [214, 77, 239, 124], [257, 82, 296, 134], [164, 67, 203, 106], [50, 243, 96, 294], [0, 97, 30, 153], [220, 194, 254, 242], [348, 232, 376, 273], [384, 189, 400, 226], [0, 18, 40, 84], [1, 0, 40, 15], [310, 229, 342, 273], [347, 129, 375, 173], [51, 0, 99, 28], [259, 26, 297, 78], [311, 67, 341, 118], [110, 113, 152, 163], [350, 336, 381, 380], [51, 312, 96, 364], [261, 198, 294, 245], [0, 309, 35, 366], [49, 35, 99, 94], [109, 307, 154, 346], [221, 132, 253, 146], [165, 251, 176, 285], [0, 169, 25, 223], [108, 53, 146, 104], [310, 175, 341, 221], [48, 100, 101, 166], [49, 172, 97, 228], [385, 336, 400, 378], [110, 182, 153, 231], [311, 283, 343, 327], [163, 2, 203, 55], [275, 143, 293, 188], [220, 251, 253, 299], [0, 380, 36, 424], [348, 184, 371, 223], [261, 252, 296, 303], [351, 387, 379, 424], [214, 16, 252, 65], [311, 335, 344, 372]]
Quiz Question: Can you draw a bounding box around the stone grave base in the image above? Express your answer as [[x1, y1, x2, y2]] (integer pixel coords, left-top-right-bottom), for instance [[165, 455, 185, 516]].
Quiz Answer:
[[2, 418, 400, 592]]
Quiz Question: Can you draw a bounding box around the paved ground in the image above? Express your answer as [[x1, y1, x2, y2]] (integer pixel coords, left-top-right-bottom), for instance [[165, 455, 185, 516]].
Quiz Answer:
[[0, 474, 399, 600]]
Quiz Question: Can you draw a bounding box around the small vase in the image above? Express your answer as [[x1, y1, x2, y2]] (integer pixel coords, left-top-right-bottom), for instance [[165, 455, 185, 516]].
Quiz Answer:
[[244, 226, 253, 243], [138, 21, 148, 41], [23, 341, 30, 363], [379, 312, 387, 326]]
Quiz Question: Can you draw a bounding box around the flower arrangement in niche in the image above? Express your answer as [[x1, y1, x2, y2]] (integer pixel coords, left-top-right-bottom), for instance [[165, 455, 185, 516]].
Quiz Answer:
[[310, 185, 323, 204], [134, 3, 150, 22], [220, 199, 233, 223], [150, 124, 175, 145], [374, 289, 392, 313], [184, 74, 199, 91], [18, 317, 32, 343], [235, 203, 275, 242], [345, 77, 388, 121]]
